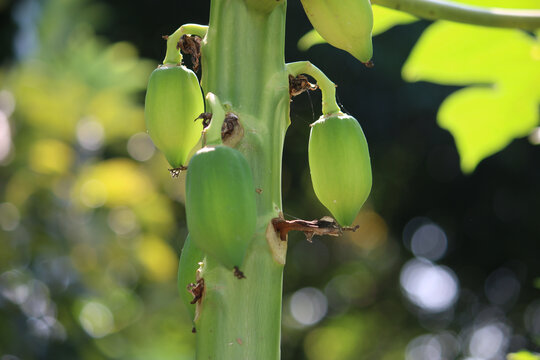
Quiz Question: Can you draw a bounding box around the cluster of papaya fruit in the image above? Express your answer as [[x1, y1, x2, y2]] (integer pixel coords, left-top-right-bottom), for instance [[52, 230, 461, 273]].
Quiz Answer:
[[145, 0, 374, 320], [144, 34, 257, 278]]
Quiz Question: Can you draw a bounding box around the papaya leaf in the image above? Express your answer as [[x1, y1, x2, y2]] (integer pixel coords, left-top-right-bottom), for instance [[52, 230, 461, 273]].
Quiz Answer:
[[297, 5, 417, 51], [402, 21, 537, 85], [371, 5, 418, 36], [403, 21, 539, 173], [298, 29, 326, 52], [438, 86, 538, 173]]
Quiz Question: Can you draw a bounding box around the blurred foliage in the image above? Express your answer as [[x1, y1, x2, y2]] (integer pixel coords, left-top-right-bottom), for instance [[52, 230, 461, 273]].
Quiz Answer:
[[508, 350, 540, 360], [0, 0, 539, 360], [0, 0, 194, 359]]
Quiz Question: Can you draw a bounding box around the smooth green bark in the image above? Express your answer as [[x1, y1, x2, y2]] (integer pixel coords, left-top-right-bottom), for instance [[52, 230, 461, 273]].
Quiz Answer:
[[194, 1, 289, 359]]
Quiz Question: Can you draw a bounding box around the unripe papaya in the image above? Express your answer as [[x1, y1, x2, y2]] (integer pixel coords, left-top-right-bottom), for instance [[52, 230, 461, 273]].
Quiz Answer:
[[308, 113, 372, 226], [185, 146, 257, 269], [300, 0, 373, 63], [144, 65, 204, 168], [177, 234, 204, 321]]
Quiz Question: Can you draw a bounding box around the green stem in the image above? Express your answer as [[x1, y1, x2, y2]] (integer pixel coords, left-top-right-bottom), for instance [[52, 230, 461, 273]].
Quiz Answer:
[[372, 0, 540, 30], [286, 61, 340, 116], [163, 23, 209, 65], [195, 0, 290, 359]]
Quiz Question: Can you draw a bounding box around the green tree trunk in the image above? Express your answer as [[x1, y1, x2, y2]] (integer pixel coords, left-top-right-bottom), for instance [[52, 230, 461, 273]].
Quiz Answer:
[[195, 1, 289, 359]]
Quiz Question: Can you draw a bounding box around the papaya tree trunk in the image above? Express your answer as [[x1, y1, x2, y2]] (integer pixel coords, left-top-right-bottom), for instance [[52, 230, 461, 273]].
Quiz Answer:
[[195, 1, 289, 359]]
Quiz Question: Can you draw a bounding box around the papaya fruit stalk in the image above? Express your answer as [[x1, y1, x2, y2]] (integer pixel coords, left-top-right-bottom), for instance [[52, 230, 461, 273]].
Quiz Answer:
[[188, 1, 289, 358], [153, 0, 367, 359], [140, 0, 540, 358]]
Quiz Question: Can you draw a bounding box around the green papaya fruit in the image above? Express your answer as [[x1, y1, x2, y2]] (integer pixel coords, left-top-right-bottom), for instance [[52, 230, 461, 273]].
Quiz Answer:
[[144, 65, 204, 168], [185, 145, 257, 269], [308, 113, 372, 226], [177, 234, 205, 321], [300, 0, 373, 63]]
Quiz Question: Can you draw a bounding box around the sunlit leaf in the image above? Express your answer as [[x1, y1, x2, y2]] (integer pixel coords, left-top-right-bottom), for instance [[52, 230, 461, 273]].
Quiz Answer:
[[298, 29, 326, 52], [86, 90, 145, 141], [73, 158, 155, 208], [298, 5, 417, 51], [304, 318, 364, 360], [136, 235, 178, 282], [372, 5, 417, 36], [438, 86, 538, 173], [507, 351, 540, 360], [132, 194, 175, 237], [403, 22, 537, 85], [28, 139, 74, 175], [11, 64, 89, 139]]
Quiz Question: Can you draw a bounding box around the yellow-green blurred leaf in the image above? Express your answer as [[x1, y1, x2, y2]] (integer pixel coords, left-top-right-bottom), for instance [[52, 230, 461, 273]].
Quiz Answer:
[[304, 319, 362, 360], [403, 22, 538, 85], [372, 4, 417, 36], [132, 194, 175, 236], [438, 86, 538, 173], [298, 29, 326, 52], [11, 64, 89, 139], [86, 90, 145, 141], [73, 158, 155, 208], [136, 235, 178, 282], [507, 351, 540, 360], [29, 139, 74, 175]]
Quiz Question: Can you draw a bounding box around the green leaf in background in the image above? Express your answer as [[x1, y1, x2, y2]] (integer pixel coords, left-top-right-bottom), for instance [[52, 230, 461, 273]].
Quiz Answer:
[[298, 29, 325, 52], [403, 21, 540, 172], [371, 4, 417, 36], [507, 351, 540, 360], [402, 22, 537, 85], [438, 86, 538, 173], [298, 5, 417, 51]]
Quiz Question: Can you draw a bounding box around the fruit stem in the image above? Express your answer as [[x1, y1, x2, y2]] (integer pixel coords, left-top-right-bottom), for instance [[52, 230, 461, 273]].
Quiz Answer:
[[203, 92, 225, 146], [163, 23, 209, 65], [372, 0, 540, 31], [286, 61, 341, 115]]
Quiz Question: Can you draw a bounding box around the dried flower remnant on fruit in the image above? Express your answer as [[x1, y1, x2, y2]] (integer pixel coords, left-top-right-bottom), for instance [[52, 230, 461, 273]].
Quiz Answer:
[[178, 35, 202, 72], [169, 165, 188, 178], [187, 278, 205, 304], [221, 112, 239, 141], [272, 215, 359, 242], [363, 60, 374, 68], [233, 266, 246, 279], [221, 112, 244, 147], [289, 74, 318, 98], [195, 112, 212, 128]]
